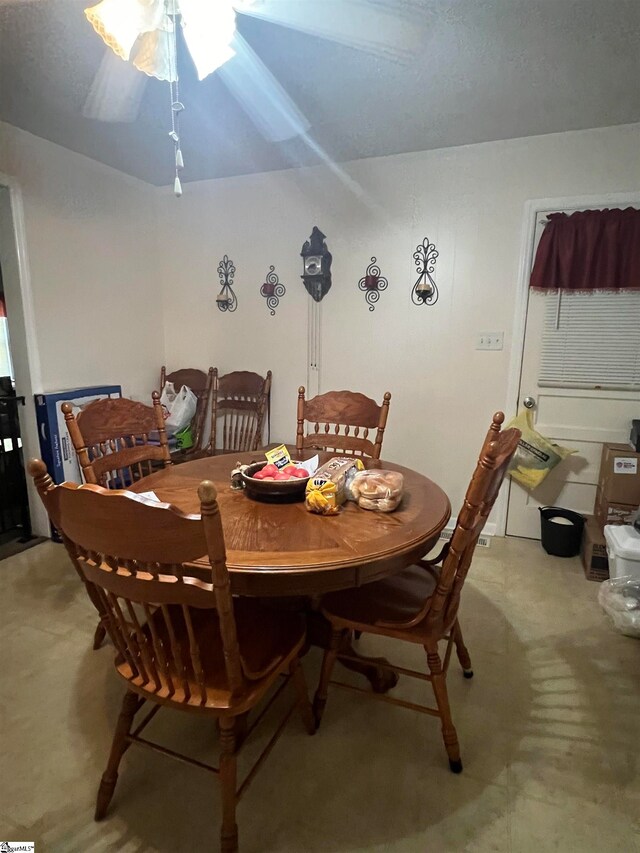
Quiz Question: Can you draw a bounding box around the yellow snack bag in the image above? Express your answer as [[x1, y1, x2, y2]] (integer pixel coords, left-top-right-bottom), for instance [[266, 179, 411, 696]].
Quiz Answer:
[[305, 457, 364, 515], [306, 479, 341, 514], [265, 444, 292, 470]]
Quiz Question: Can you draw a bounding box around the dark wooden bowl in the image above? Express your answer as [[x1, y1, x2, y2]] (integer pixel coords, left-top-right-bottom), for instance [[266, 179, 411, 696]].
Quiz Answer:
[[241, 461, 310, 503]]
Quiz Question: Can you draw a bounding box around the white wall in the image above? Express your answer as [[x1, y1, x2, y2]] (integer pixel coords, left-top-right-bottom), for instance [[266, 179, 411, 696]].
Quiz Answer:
[[0, 122, 162, 399], [1, 120, 637, 535], [0, 122, 164, 534], [158, 123, 640, 519]]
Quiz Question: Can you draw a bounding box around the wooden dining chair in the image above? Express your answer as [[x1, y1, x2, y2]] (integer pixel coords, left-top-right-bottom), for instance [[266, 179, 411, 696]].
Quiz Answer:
[[205, 369, 272, 455], [62, 393, 172, 650], [28, 458, 315, 853], [313, 412, 521, 775], [63, 393, 172, 488], [160, 365, 214, 455], [296, 387, 391, 460]]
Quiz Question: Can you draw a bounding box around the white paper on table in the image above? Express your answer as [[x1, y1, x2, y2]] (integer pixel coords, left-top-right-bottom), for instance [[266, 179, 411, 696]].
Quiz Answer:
[[135, 490, 162, 502], [297, 455, 319, 476]]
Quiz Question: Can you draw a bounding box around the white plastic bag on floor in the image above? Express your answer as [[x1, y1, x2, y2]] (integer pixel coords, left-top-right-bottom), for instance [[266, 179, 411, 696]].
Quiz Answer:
[[598, 577, 640, 638], [160, 381, 197, 435]]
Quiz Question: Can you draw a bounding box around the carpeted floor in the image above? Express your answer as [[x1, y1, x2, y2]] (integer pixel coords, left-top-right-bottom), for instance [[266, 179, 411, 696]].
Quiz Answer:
[[0, 532, 46, 562], [1, 536, 639, 852]]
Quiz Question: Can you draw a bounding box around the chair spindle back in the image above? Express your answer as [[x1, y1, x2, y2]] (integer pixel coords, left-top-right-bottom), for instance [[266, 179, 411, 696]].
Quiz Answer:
[[160, 366, 214, 451], [210, 369, 271, 454], [427, 412, 521, 632], [28, 459, 245, 701], [63, 393, 172, 489], [296, 387, 391, 459]]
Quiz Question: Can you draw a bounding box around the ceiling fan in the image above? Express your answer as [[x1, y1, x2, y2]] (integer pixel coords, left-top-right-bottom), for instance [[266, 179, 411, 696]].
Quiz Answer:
[[82, 1, 314, 143], [4, 0, 422, 189], [81, 2, 419, 120], [80, 0, 421, 191]]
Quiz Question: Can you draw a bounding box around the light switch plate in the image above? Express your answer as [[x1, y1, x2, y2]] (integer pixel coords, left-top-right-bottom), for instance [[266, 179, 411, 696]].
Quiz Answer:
[[476, 332, 504, 350]]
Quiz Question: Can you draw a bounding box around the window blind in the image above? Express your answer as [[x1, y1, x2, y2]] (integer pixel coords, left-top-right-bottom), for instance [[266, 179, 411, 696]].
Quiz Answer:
[[539, 292, 640, 390]]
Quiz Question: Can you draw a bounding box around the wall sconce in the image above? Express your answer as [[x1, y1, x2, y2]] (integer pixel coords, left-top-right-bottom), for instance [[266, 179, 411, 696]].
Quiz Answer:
[[260, 265, 286, 315], [411, 237, 439, 306], [216, 254, 237, 312], [358, 257, 388, 311]]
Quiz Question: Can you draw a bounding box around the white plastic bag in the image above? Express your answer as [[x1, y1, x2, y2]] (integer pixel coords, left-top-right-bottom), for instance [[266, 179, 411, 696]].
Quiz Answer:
[[598, 577, 640, 638], [160, 382, 197, 434]]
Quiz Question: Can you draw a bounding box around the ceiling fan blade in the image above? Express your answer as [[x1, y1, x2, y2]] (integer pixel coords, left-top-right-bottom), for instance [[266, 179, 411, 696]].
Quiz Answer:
[[82, 47, 147, 123], [218, 33, 310, 142], [179, 0, 237, 80], [236, 0, 420, 63]]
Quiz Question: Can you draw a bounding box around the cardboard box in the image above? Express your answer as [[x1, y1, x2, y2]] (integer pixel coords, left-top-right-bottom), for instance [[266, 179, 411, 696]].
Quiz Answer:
[[581, 517, 609, 582], [35, 385, 122, 483], [35, 385, 121, 539], [597, 442, 640, 505], [594, 485, 638, 528]]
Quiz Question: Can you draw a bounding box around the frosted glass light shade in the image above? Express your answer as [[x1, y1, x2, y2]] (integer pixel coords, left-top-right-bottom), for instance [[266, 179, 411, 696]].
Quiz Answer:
[[85, 0, 242, 82]]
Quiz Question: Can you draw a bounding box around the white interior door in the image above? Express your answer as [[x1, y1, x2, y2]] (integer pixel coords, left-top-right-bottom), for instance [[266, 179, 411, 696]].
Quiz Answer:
[[506, 212, 640, 540]]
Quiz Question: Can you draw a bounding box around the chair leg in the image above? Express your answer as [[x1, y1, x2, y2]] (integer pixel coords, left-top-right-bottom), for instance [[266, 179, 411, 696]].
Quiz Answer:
[[313, 627, 344, 726], [93, 619, 107, 650], [95, 690, 140, 820], [82, 578, 108, 650], [233, 712, 249, 752], [425, 643, 463, 774], [453, 619, 473, 678], [219, 717, 239, 853], [289, 657, 316, 735]]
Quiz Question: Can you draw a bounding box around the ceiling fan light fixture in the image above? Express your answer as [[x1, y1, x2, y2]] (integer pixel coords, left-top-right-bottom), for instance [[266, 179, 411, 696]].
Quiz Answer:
[[86, 0, 195, 193], [179, 0, 238, 80], [85, 0, 169, 69], [83, 0, 258, 192], [131, 25, 177, 81], [85, 0, 246, 82]]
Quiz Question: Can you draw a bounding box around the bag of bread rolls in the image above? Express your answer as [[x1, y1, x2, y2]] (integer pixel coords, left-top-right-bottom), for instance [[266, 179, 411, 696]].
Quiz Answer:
[[348, 469, 404, 512]]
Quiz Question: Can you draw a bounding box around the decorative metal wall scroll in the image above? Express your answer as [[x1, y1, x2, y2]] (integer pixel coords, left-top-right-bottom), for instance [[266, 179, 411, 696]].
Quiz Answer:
[[216, 254, 237, 312], [358, 257, 388, 311], [411, 237, 439, 306], [260, 265, 286, 315]]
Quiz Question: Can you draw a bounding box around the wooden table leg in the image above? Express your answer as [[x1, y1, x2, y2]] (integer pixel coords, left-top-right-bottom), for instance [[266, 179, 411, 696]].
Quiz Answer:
[[306, 609, 398, 694], [257, 597, 398, 694], [335, 632, 399, 693]]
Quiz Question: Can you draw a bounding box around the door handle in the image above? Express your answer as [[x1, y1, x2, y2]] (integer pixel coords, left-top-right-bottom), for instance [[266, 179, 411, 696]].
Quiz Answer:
[[522, 396, 536, 409]]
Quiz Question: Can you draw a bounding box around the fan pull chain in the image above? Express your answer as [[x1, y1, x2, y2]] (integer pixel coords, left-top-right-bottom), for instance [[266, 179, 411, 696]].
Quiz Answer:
[[168, 0, 184, 196]]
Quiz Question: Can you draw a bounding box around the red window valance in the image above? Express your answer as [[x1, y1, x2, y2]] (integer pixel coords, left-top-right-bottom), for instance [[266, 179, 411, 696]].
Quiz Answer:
[[530, 207, 640, 293]]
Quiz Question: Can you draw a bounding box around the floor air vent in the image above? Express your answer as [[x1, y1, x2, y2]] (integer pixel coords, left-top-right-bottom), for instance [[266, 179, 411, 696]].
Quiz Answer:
[[439, 529, 491, 548]]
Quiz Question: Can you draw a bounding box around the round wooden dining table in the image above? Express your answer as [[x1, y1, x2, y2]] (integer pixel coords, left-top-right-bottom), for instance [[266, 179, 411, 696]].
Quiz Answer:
[[130, 451, 451, 598]]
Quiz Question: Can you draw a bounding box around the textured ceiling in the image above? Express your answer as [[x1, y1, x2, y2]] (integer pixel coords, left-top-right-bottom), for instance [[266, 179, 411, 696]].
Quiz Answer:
[[0, 0, 639, 186]]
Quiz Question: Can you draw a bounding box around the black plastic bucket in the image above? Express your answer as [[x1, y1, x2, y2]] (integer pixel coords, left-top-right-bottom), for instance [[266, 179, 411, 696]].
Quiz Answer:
[[539, 506, 585, 557]]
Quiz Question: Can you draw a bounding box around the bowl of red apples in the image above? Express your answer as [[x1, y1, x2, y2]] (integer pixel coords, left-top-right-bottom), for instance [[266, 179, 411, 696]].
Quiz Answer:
[[241, 461, 311, 502]]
